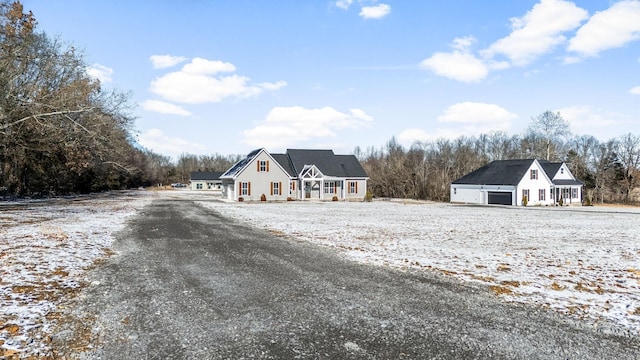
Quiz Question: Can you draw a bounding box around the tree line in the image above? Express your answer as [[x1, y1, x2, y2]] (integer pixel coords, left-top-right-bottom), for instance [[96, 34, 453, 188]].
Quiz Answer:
[[357, 115, 640, 204]]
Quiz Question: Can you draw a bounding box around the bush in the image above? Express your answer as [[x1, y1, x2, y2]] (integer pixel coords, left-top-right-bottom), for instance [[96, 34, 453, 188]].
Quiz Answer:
[[332, 195, 338, 201], [287, 197, 294, 201], [364, 190, 373, 202], [522, 195, 528, 206], [260, 194, 267, 202], [238, 197, 244, 202]]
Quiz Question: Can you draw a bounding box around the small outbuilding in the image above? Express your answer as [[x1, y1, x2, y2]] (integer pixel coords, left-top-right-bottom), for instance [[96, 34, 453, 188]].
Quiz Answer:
[[190, 171, 224, 191], [450, 159, 583, 206]]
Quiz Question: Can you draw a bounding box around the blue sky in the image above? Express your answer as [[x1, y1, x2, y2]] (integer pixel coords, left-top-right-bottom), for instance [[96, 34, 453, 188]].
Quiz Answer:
[[23, 0, 640, 159]]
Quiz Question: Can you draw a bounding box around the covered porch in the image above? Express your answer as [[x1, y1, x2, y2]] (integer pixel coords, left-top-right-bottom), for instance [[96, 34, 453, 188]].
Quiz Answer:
[[551, 180, 583, 205]]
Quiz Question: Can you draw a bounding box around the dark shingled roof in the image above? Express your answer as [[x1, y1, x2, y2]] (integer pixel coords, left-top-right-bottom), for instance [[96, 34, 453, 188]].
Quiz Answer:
[[452, 159, 584, 186], [221, 148, 368, 179], [221, 148, 261, 178], [452, 159, 535, 186], [190, 171, 224, 181], [285, 149, 368, 177], [538, 160, 562, 179], [271, 153, 296, 176]]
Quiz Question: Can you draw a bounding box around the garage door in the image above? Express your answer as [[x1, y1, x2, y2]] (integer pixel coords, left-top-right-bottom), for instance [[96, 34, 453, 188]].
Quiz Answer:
[[488, 192, 512, 205]]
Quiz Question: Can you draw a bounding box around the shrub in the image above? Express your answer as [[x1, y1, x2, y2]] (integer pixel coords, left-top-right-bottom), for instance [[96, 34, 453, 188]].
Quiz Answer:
[[260, 194, 267, 202], [364, 190, 373, 202], [522, 195, 528, 206], [287, 197, 294, 201], [332, 195, 338, 201], [559, 196, 564, 206], [238, 197, 244, 202]]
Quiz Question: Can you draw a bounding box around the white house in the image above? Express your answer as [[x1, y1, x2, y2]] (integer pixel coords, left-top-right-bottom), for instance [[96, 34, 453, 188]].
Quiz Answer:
[[220, 148, 369, 201], [190, 171, 223, 191], [450, 159, 583, 206]]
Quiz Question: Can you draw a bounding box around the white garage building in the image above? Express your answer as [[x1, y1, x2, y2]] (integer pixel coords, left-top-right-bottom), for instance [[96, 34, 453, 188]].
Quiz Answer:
[[450, 159, 583, 206]]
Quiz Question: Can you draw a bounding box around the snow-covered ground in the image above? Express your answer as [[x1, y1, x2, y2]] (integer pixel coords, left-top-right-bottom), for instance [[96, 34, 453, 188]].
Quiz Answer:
[[1, 191, 638, 357], [200, 199, 640, 335], [0, 191, 151, 358]]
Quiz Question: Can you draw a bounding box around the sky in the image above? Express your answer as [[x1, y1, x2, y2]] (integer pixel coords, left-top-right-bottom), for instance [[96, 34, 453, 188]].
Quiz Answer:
[[22, 0, 640, 159]]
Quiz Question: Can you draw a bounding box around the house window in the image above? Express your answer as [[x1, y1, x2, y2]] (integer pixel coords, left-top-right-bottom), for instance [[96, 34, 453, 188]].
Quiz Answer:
[[560, 168, 564, 174], [522, 189, 529, 201], [349, 181, 358, 194], [257, 160, 269, 172], [290, 181, 296, 194], [539, 189, 545, 201], [572, 188, 578, 199], [324, 181, 336, 194], [530, 169, 538, 180], [241, 182, 250, 196], [271, 182, 281, 196], [453, 187, 457, 195], [196, 183, 203, 190]]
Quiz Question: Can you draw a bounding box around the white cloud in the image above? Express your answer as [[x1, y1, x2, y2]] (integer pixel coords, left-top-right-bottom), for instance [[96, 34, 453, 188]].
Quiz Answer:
[[149, 55, 188, 69], [359, 4, 391, 19], [568, 0, 640, 57], [438, 102, 517, 127], [335, 0, 353, 10], [137, 128, 207, 160], [630, 86, 640, 95], [483, 0, 588, 66], [86, 63, 113, 83], [149, 57, 286, 104], [140, 100, 191, 116], [242, 106, 373, 148], [420, 38, 488, 82], [181, 57, 236, 74]]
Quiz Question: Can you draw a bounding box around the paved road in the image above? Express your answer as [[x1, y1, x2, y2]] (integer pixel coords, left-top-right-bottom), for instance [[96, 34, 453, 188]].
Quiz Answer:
[[57, 198, 640, 359]]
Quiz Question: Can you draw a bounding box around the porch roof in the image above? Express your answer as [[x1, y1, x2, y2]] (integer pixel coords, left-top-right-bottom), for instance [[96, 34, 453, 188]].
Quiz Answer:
[[553, 179, 583, 186]]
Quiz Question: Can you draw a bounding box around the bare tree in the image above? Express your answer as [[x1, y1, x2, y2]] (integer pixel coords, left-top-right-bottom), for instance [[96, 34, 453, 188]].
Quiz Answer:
[[615, 133, 640, 202], [527, 111, 571, 161]]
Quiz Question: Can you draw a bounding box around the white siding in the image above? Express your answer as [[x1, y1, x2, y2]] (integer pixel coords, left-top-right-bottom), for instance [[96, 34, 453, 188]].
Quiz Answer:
[[344, 179, 367, 201], [234, 151, 290, 201], [450, 184, 516, 205], [516, 161, 554, 206]]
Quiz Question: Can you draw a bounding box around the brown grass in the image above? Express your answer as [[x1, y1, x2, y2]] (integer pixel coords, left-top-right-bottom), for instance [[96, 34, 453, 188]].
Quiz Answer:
[[489, 285, 513, 295]]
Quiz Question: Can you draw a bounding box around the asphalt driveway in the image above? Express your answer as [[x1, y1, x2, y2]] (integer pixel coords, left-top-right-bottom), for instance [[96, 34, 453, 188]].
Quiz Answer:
[[53, 198, 640, 359]]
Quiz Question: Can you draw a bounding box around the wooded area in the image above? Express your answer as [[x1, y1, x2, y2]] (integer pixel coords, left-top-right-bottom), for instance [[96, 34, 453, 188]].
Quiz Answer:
[[1, 1, 638, 203]]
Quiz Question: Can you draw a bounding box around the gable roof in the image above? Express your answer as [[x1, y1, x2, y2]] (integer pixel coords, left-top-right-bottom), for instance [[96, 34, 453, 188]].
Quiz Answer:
[[190, 171, 223, 181], [538, 160, 562, 179], [452, 159, 536, 186], [285, 149, 368, 178], [221, 148, 368, 180], [220, 148, 262, 178], [452, 159, 583, 187]]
